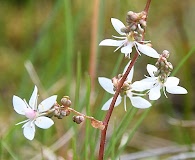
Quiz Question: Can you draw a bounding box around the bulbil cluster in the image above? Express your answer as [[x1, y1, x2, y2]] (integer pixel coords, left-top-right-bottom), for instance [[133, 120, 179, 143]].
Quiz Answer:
[[121, 11, 147, 41], [112, 74, 132, 97], [154, 50, 173, 83], [53, 96, 71, 119], [12, 8, 187, 142], [99, 10, 187, 108]]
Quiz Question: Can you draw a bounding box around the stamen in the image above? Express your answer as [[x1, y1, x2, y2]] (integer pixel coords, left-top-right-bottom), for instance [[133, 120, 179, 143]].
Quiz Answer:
[[16, 119, 29, 125], [34, 95, 38, 111], [114, 41, 126, 52], [124, 96, 127, 111], [134, 43, 141, 55], [163, 86, 168, 98], [112, 35, 126, 39], [132, 92, 146, 96]]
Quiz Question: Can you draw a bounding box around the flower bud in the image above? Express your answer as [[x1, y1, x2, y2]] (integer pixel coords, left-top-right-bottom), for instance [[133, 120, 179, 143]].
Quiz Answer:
[[127, 11, 134, 17], [126, 11, 138, 24], [61, 96, 72, 107], [73, 115, 85, 124], [130, 24, 137, 31], [141, 13, 147, 20], [137, 24, 144, 33], [162, 50, 169, 58], [167, 62, 173, 71], [112, 77, 118, 88], [155, 61, 160, 67], [54, 108, 60, 117], [154, 70, 160, 77], [61, 110, 67, 117], [139, 19, 146, 27], [120, 27, 130, 33], [160, 61, 165, 68]]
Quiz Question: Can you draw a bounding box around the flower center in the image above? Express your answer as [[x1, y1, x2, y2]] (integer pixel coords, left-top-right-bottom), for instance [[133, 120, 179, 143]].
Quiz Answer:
[[25, 108, 36, 119], [112, 74, 132, 97], [127, 32, 135, 42]]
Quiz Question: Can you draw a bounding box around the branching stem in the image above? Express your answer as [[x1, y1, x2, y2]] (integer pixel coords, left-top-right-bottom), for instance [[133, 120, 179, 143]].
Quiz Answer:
[[98, 0, 152, 159]]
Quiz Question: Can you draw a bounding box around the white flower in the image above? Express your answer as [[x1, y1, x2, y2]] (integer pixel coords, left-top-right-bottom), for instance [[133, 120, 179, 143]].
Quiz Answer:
[[98, 63, 151, 111], [12, 86, 57, 140], [99, 18, 159, 58], [132, 64, 188, 100]]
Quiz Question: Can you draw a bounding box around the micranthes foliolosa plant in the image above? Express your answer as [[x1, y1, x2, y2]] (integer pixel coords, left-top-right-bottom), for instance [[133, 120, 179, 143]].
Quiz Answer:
[[12, 0, 187, 159]]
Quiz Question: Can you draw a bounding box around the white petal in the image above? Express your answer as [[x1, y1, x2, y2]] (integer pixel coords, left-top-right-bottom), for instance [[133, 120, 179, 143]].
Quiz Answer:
[[101, 96, 122, 110], [38, 95, 57, 112], [166, 86, 188, 94], [99, 39, 125, 46], [111, 18, 126, 35], [35, 116, 54, 129], [135, 42, 160, 58], [147, 64, 157, 77], [165, 77, 180, 86], [141, 77, 157, 82], [129, 96, 151, 108], [149, 85, 161, 100], [98, 77, 115, 94], [13, 95, 27, 115], [23, 121, 35, 140], [123, 61, 134, 82], [121, 43, 133, 54], [115, 96, 122, 106], [29, 86, 38, 110], [131, 80, 153, 91]]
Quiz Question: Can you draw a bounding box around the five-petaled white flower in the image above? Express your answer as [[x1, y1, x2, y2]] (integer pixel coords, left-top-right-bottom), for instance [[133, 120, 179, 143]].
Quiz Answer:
[[12, 85, 57, 140], [98, 62, 151, 111], [99, 18, 159, 58], [132, 64, 188, 100]]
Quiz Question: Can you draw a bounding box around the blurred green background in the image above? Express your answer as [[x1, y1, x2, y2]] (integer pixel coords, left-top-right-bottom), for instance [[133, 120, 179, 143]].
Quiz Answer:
[[0, 0, 195, 159]]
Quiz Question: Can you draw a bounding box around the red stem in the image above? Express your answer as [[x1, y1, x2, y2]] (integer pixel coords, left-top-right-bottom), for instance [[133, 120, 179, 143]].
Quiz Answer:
[[98, 53, 139, 160], [144, 0, 151, 14], [98, 0, 152, 159]]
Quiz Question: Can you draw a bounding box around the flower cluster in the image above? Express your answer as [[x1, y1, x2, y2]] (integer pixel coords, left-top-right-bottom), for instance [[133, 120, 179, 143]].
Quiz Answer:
[[98, 62, 151, 111], [99, 14, 159, 58], [12, 87, 105, 140], [132, 50, 187, 100], [98, 11, 187, 111], [11, 9, 188, 143]]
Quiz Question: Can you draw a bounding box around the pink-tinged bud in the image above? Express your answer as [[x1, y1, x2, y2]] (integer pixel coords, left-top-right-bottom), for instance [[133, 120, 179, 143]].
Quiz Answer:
[[131, 13, 138, 21], [73, 115, 85, 124], [25, 108, 36, 119], [130, 24, 137, 31], [112, 77, 118, 87], [139, 19, 146, 27], [61, 96, 72, 107], [127, 11, 134, 17], [141, 13, 147, 20], [162, 50, 169, 58]]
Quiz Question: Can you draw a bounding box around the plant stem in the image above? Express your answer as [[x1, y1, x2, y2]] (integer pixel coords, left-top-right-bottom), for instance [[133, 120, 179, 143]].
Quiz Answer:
[[144, 0, 151, 14], [98, 0, 152, 159], [98, 53, 139, 160]]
